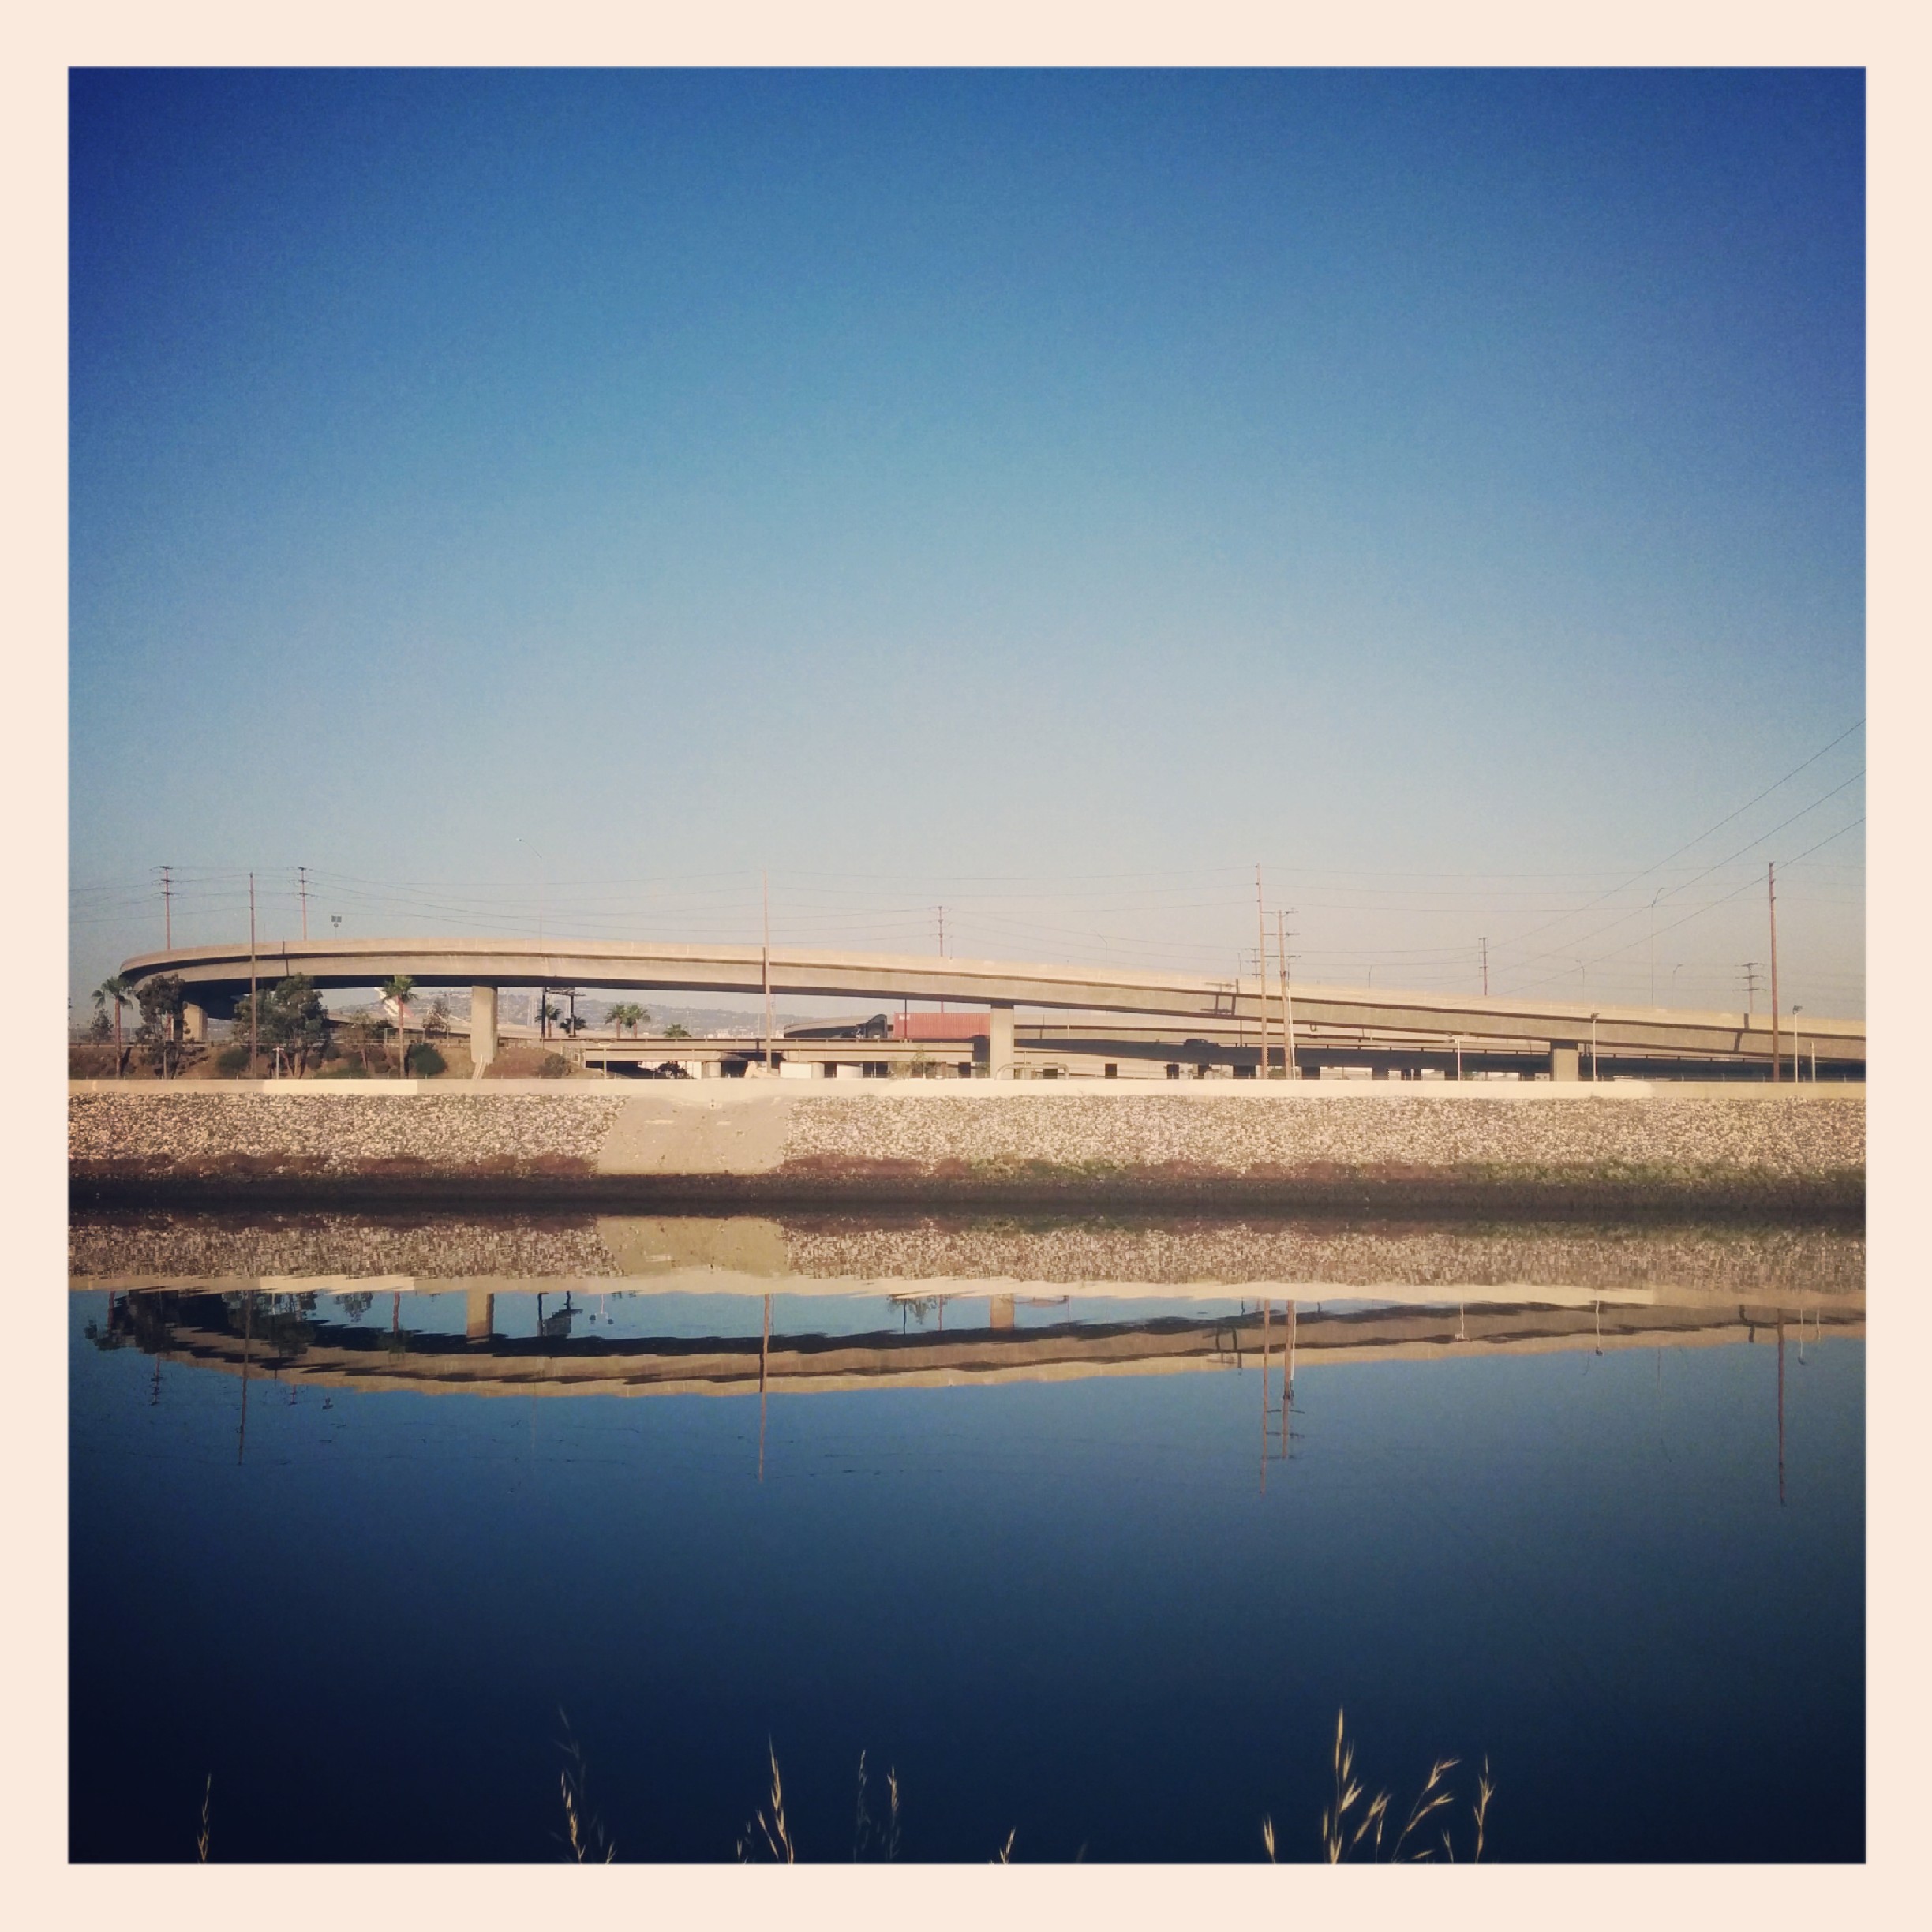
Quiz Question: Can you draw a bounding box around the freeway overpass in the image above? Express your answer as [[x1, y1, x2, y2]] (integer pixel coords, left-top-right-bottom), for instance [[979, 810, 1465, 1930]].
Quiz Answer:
[[118, 934, 1865, 1080]]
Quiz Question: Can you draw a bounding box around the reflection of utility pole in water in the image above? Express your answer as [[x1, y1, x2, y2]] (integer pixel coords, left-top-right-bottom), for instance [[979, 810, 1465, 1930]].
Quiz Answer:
[[1285, 1299, 1297, 1460], [391, 1292, 401, 1336], [237, 1291, 254, 1465], [758, 1294, 771, 1481], [1777, 1313, 1786, 1506], [1259, 1298, 1271, 1492]]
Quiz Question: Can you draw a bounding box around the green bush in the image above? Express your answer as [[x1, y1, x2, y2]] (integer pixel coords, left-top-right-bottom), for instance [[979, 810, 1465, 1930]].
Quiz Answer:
[[406, 1042, 447, 1077], [215, 1044, 252, 1076], [538, 1051, 570, 1077]]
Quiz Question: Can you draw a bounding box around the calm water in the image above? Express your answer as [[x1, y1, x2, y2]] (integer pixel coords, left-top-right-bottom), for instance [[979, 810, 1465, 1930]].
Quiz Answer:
[[69, 1231, 1864, 1863]]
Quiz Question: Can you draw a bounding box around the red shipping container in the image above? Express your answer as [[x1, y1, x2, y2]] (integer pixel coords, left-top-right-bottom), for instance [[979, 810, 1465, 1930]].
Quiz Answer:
[[891, 1012, 992, 1041]]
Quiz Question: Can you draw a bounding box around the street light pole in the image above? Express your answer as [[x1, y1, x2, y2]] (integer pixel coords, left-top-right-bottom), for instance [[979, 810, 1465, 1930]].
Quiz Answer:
[[1255, 865, 1271, 1077], [518, 837, 551, 1039], [762, 869, 773, 1069], [1278, 907, 1297, 1081], [249, 871, 259, 1078]]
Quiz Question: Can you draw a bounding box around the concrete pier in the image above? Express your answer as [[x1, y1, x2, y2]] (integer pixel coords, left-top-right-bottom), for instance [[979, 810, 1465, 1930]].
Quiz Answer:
[[990, 1002, 1016, 1079], [470, 985, 497, 1073], [1551, 1043, 1580, 1081], [182, 1003, 207, 1044]]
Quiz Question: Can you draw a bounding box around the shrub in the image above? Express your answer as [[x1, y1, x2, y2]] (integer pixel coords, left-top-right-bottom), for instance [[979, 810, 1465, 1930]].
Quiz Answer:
[[482, 1044, 575, 1080], [407, 1042, 447, 1077], [215, 1044, 252, 1076]]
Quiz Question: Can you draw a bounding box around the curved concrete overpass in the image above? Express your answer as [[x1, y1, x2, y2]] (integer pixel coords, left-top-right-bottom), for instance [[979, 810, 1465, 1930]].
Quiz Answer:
[[119, 934, 1865, 1076]]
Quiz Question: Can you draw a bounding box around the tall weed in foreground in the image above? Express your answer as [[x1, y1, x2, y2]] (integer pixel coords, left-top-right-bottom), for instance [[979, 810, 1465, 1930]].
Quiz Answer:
[[737, 1746, 1013, 1863], [555, 1709, 616, 1863], [1263, 1708, 1493, 1863]]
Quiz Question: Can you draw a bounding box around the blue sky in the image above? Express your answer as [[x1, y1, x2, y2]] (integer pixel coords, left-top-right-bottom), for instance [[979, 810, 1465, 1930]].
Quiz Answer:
[[68, 68, 1865, 1017]]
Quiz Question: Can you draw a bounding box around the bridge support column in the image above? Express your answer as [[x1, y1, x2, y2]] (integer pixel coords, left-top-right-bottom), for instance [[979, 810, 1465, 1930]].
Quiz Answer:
[[470, 986, 498, 1073], [181, 1002, 207, 1044], [1550, 1042, 1580, 1081], [989, 1003, 1016, 1080], [466, 1289, 495, 1343]]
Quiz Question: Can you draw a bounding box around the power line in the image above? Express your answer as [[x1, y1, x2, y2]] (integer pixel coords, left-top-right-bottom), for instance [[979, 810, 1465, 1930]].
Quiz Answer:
[[1496, 771, 1863, 991], [1488, 719, 1864, 956]]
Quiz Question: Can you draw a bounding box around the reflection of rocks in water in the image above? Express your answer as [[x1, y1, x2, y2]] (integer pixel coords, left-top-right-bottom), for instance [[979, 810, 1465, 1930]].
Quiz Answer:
[[69, 1210, 1865, 1298], [68, 1211, 621, 1281], [780, 1219, 1866, 1296]]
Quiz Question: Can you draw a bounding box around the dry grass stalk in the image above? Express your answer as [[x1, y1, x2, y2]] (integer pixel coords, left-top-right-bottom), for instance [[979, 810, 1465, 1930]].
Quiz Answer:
[[738, 1740, 796, 1863], [197, 1773, 212, 1863], [850, 1750, 904, 1862], [992, 1828, 1016, 1864], [554, 1709, 616, 1863], [1311, 1708, 1492, 1864]]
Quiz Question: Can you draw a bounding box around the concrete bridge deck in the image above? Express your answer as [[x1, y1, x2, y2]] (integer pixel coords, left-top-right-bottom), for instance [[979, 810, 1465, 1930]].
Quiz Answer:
[[120, 934, 1865, 1079]]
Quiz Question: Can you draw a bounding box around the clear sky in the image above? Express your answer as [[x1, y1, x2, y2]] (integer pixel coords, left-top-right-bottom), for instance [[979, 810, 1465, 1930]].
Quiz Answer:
[[68, 67, 1865, 1020]]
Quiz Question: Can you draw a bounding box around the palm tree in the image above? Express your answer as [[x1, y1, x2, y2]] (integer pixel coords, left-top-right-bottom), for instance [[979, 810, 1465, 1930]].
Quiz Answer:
[[380, 975, 416, 1076], [607, 1002, 650, 1037], [94, 975, 133, 1076]]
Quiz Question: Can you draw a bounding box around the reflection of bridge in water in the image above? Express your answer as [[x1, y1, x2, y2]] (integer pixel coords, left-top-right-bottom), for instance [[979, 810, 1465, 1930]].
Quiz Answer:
[[90, 1284, 1860, 1402]]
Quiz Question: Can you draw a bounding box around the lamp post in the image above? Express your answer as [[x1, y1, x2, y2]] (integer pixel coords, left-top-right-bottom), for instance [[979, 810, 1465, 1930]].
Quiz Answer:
[[517, 836, 552, 1039]]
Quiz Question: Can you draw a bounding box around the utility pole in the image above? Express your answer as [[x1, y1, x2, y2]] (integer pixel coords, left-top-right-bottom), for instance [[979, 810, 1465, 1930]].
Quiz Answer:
[[1278, 907, 1298, 1080], [248, 871, 259, 1077], [1256, 865, 1271, 1077], [297, 865, 309, 941], [935, 905, 946, 1013], [160, 865, 172, 949], [1741, 962, 1761, 1017], [1768, 862, 1781, 1084], [762, 869, 773, 1068], [1480, 936, 1488, 999]]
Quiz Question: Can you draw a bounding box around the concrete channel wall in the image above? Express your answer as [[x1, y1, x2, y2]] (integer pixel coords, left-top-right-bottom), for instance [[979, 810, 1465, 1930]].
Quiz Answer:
[[69, 1081, 1865, 1217]]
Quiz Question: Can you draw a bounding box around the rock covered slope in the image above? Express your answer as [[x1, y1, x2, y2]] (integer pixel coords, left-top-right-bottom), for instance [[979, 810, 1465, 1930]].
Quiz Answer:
[[69, 1084, 1864, 1216]]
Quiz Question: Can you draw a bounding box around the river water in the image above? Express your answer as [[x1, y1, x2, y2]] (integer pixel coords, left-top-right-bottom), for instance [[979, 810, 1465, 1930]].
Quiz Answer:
[[68, 1211, 1863, 1862]]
